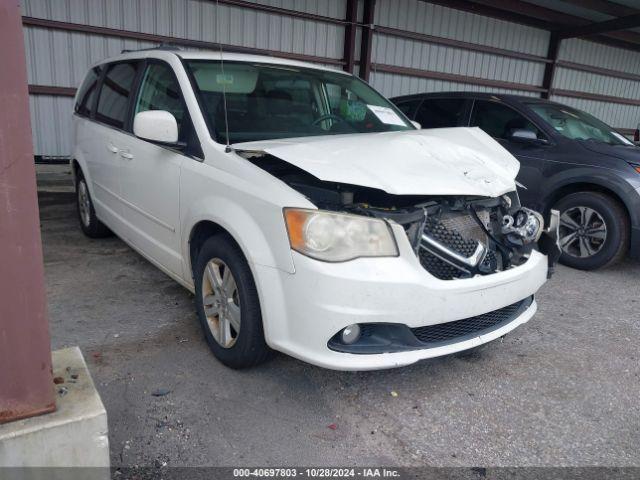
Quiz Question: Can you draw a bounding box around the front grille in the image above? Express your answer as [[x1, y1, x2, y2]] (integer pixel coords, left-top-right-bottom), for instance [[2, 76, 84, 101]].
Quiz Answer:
[[418, 211, 496, 280], [410, 297, 531, 345]]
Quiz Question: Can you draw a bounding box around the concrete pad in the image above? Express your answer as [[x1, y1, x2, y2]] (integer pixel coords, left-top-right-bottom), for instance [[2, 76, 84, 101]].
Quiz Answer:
[[35, 163, 74, 193], [0, 346, 109, 471]]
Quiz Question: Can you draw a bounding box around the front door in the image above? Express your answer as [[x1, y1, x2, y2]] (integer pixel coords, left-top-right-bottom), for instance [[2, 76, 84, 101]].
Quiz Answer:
[[117, 61, 190, 275], [469, 99, 549, 209]]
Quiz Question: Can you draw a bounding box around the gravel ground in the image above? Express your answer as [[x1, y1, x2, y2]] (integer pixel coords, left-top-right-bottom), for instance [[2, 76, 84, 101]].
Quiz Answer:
[[38, 170, 640, 470]]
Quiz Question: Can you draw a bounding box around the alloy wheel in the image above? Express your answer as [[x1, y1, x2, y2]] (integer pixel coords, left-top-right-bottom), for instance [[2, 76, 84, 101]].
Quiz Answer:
[[201, 258, 241, 348], [559, 206, 607, 258]]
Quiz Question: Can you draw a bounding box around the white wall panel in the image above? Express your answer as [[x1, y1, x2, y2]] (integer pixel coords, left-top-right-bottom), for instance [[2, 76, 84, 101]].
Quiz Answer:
[[371, 0, 548, 98], [22, 0, 345, 60], [29, 96, 76, 157], [559, 38, 640, 76], [370, 71, 540, 99], [375, 0, 549, 56], [21, 0, 347, 156], [553, 38, 640, 130], [554, 67, 640, 100], [20, 0, 640, 156], [373, 35, 546, 87]]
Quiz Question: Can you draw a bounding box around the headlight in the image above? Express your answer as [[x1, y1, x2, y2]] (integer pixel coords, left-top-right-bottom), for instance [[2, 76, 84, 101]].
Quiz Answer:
[[502, 207, 544, 245], [283, 208, 398, 262]]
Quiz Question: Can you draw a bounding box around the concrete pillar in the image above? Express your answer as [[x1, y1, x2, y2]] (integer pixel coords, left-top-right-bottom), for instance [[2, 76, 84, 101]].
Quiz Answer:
[[0, 0, 56, 423]]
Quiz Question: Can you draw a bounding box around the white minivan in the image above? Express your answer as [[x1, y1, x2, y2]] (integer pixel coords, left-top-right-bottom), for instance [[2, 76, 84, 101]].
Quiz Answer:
[[72, 48, 560, 370]]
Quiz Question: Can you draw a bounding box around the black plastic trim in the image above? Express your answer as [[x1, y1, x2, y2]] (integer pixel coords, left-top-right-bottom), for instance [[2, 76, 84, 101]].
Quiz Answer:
[[327, 296, 534, 354]]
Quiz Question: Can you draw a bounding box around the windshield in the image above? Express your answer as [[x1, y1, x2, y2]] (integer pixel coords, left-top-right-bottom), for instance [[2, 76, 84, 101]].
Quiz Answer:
[[527, 103, 633, 146], [185, 60, 413, 144]]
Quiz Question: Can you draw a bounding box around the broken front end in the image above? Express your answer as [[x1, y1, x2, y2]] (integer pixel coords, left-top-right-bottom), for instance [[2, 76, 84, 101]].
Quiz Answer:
[[244, 151, 561, 281]]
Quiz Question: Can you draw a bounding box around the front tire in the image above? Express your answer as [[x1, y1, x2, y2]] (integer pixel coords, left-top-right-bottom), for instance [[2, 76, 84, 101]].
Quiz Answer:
[[555, 192, 629, 270], [194, 234, 272, 368], [76, 171, 111, 238]]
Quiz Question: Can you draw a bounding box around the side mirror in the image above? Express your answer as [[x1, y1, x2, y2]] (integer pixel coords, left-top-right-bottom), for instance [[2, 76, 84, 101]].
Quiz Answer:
[[510, 128, 546, 145], [411, 120, 422, 129], [133, 110, 181, 146]]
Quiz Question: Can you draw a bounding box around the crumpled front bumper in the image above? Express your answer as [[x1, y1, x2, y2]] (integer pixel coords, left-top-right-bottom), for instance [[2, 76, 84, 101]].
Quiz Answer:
[[253, 222, 550, 371]]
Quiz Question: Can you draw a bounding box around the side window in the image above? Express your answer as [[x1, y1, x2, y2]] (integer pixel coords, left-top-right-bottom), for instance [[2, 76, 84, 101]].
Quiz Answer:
[[75, 65, 103, 117], [470, 100, 541, 140], [415, 98, 466, 128], [96, 62, 139, 129], [134, 63, 186, 139], [395, 99, 422, 119]]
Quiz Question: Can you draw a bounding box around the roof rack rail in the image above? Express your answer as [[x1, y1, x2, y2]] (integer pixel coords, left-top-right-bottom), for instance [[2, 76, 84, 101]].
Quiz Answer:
[[121, 43, 183, 54]]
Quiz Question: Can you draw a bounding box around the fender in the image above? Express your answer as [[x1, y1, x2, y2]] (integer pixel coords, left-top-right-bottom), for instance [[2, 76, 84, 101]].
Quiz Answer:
[[540, 167, 640, 228], [70, 149, 93, 196], [181, 194, 298, 283]]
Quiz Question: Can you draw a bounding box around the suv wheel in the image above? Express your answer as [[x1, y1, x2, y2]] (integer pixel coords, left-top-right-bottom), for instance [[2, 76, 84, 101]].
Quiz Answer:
[[76, 171, 112, 238], [194, 234, 272, 368], [555, 192, 629, 270]]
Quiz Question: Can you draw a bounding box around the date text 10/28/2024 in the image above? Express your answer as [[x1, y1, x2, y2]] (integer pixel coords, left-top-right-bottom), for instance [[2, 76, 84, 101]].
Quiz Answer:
[[233, 468, 401, 478]]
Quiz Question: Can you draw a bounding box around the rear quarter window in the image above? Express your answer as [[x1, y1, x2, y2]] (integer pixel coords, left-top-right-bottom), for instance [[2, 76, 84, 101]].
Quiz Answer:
[[75, 66, 103, 117]]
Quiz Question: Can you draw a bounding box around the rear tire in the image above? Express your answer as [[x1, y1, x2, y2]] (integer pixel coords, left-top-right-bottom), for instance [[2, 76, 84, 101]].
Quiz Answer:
[[76, 171, 112, 238], [194, 234, 272, 368], [554, 192, 629, 270]]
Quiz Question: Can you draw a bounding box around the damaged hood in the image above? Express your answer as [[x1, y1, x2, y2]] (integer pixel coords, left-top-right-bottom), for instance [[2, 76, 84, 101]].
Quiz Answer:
[[232, 127, 520, 197]]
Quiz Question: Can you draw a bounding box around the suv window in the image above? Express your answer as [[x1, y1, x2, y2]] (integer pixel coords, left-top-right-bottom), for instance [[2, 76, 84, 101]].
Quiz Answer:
[[415, 98, 466, 129], [395, 98, 422, 119], [96, 62, 139, 129], [470, 100, 541, 140], [134, 62, 186, 141], [75, 65, 103, 117]]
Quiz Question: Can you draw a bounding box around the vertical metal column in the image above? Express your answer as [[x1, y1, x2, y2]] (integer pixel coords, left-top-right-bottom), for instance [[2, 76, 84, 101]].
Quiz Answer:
[[343, 0, 358, 74], [0, 1, 56, 423], [541, 32, 560, 99], [359, 0, 376, 81]]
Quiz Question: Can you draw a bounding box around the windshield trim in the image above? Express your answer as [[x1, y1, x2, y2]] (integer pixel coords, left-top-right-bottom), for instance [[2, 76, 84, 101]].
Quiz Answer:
[[182, 59, 415, 145]]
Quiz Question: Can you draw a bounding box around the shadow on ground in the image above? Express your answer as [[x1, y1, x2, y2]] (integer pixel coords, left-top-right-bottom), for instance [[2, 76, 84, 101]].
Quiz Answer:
[[39, 189, 640, 468]]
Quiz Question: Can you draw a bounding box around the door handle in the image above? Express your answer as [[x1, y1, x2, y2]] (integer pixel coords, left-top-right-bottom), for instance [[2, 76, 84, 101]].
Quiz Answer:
[[106, 143, 119, 154], [120, 150, 134, 160]]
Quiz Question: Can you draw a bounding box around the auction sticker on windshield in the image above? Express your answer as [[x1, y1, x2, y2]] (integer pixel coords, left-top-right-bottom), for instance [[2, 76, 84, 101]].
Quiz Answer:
[[367, 105, 406, 126]]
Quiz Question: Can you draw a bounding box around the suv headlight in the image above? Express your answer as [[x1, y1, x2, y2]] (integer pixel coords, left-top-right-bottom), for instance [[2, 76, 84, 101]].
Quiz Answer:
[[284, 208, 398, 262]]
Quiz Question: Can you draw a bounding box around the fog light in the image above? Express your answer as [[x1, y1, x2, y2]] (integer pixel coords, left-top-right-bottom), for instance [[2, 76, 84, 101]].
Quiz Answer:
[[341, 324, 361, 344]]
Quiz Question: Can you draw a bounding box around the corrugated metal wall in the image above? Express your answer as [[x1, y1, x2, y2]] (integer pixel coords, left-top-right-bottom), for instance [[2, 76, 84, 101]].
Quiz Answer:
[[21, 0, 347, 156], [552, 38, 640, 129], [20, 0, 640, 157], [368, 0, 548, 97]]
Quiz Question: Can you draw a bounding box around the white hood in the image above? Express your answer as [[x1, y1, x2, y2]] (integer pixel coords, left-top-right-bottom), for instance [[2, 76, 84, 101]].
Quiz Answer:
[[233, 127, 520, 197]]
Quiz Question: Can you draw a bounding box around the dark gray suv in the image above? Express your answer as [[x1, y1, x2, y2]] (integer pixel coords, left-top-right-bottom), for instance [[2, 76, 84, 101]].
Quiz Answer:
[[392, 92, 640, 270]]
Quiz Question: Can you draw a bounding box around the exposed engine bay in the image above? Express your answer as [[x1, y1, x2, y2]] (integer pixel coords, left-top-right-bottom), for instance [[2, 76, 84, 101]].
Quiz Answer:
[[241, 151, 560, 280]]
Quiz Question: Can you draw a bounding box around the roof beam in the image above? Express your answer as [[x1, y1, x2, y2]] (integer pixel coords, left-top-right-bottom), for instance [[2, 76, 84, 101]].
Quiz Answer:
[[421, 0, 640, 52], [556, 0, 638, 19], [468, 0, 583, 26], [420, 0, 562, 30], [558, 13, 640, 39]]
